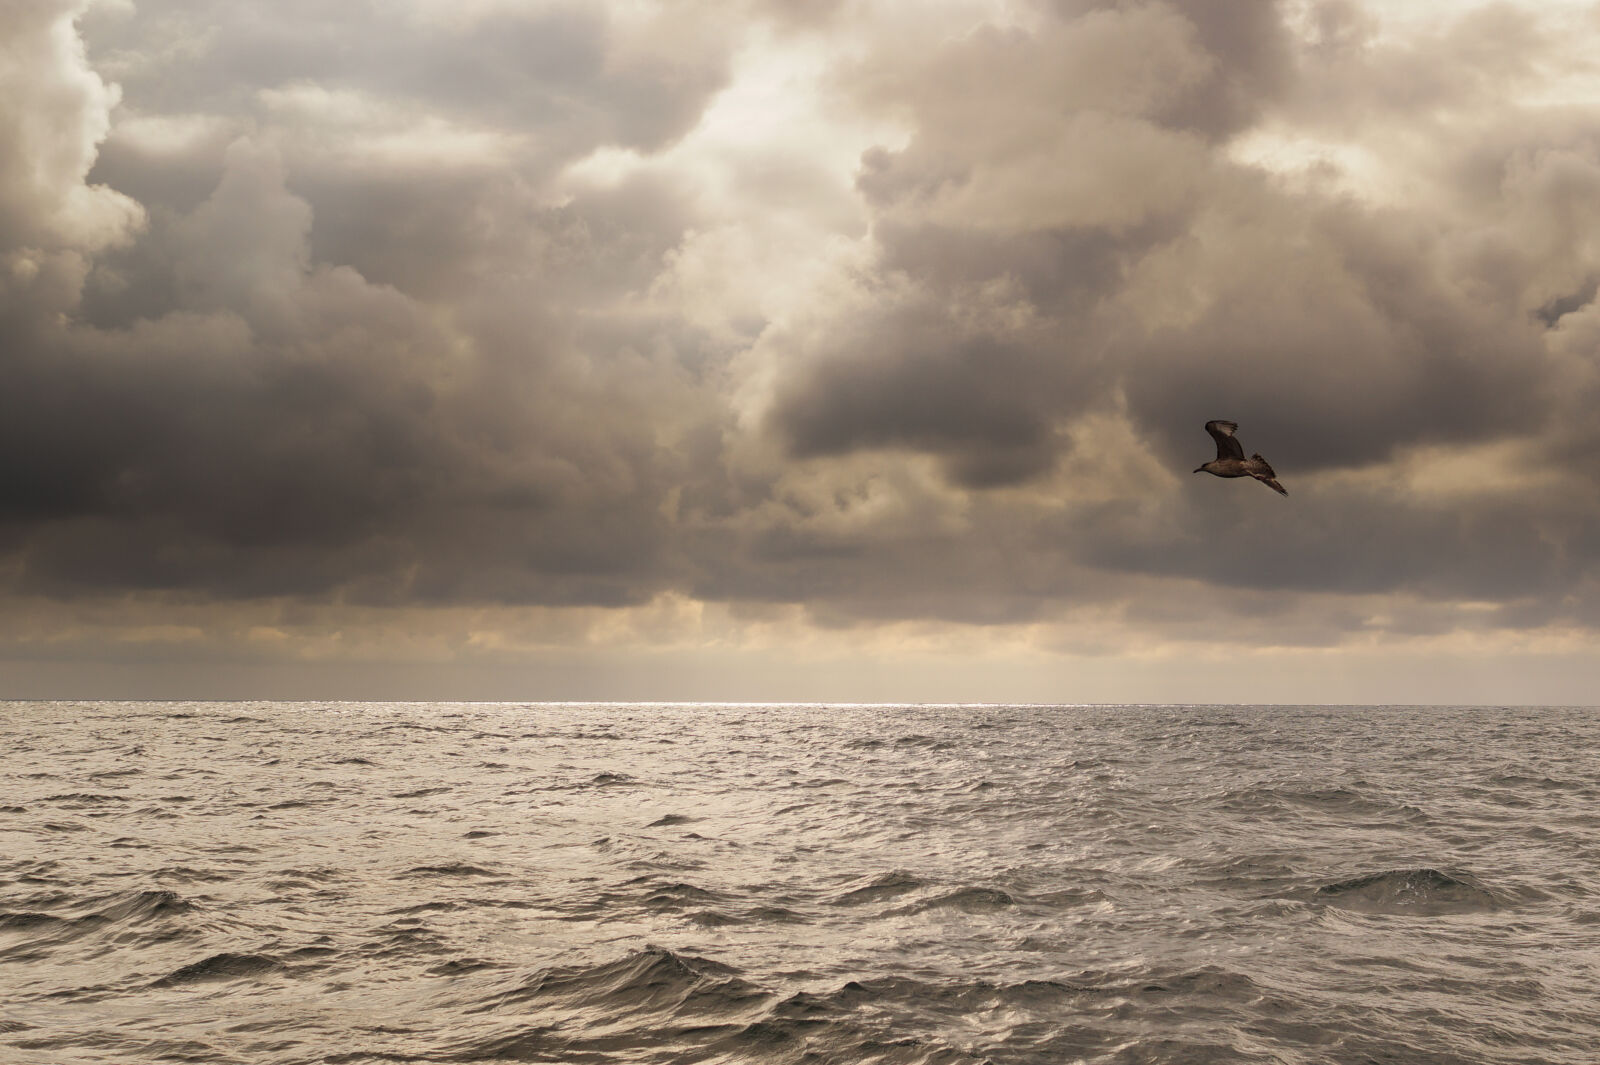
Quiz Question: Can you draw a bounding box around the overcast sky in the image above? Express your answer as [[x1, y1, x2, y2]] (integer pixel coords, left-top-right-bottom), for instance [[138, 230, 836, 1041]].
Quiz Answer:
[[5, 0, 1600, 702]]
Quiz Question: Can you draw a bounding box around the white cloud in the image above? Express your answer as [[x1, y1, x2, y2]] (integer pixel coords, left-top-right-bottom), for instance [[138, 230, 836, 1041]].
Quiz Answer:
[[0, 0, 143, 315]]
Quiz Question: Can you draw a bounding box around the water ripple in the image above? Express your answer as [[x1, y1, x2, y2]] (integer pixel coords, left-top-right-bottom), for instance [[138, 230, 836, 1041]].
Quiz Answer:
[[1, 701, 1596, 1064]]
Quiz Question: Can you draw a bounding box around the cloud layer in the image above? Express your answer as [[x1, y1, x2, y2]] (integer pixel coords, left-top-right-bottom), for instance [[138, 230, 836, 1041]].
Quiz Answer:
[[5, 0, 1600, 695]]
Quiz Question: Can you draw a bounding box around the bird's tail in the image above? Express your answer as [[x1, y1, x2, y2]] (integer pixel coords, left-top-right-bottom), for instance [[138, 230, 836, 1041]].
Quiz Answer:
[[1262, 477, 1287, 496]]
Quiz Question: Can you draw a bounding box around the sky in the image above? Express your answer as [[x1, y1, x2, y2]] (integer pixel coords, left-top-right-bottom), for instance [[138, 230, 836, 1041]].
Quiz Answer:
[[5, 0, 1600, 703]]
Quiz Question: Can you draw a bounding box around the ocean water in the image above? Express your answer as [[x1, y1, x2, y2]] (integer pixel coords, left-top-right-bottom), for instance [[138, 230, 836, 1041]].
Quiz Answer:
[[2, 702, 1596, 1065]]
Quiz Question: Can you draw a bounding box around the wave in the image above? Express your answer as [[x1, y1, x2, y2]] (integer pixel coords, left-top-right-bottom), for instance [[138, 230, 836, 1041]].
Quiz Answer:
[[646, 813, 695, 827], [405, 864, 502, 878], [425, 957, 498, 978], [721, 967, 1262, 1064], [1314, 868, 1504, 915], [638, 880, 726, 912], [1214, 784, 1425, 822], [745, 904, 810, 923], [830, 871, 929, 905], [92, 889, 193, 924], [453, 947, 986, 1064], [687, 910, 744, 927], [40, 793, 126, 806], [468, 945, 758, 1018], [153, 951, 289, 986], [0, 910, 65, 931], [893, 734, 957, 750], [0, 889, 193, 941], [801, 965, 1264, 1015], [8, 701, 1596, 1065], [891, 886, 1017, 915], [1488, 771, 1587, 791], [590, 770, 633, 785]]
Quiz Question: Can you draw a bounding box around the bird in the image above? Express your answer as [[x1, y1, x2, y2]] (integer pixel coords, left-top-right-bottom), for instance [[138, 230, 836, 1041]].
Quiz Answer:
[[1194, 420, 1286, 495]]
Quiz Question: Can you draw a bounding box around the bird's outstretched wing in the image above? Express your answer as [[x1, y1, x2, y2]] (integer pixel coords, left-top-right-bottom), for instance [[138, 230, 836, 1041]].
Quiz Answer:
[[1246, 454, 1287, 495], [1205, 420, 1244, 460]]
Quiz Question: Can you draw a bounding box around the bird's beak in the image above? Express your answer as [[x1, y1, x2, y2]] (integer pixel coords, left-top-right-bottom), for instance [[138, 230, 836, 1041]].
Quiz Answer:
[[1193, 467, 1204, 473]]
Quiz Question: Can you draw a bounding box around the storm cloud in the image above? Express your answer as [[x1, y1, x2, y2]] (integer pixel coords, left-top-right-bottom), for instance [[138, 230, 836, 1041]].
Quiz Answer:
[[5, 0, 1600, 697]]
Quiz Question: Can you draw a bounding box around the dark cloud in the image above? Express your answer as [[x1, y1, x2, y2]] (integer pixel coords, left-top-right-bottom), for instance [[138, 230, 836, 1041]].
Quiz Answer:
[[6, 0, 1600, 679], [769, 296, 1090, 488], [683, 497, 1093, 626], [81, 0, 727, 307], [3, 127, 706, 607], [0, 0, 763, 615], [1069, 480, 1579, 601], [735, 0, 1600, 636], [1053, 0, 1294, 137], [1121, 195, 1556, 473], [763, 0, 1273, 491]]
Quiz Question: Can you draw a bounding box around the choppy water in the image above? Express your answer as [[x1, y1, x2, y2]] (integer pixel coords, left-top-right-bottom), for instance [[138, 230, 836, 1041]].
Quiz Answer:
[[2, 702, 1597, 1064]]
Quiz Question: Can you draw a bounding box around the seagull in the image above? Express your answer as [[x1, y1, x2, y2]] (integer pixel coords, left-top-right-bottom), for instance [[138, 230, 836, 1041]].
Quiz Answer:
[[1194, 420, 1286, 495]]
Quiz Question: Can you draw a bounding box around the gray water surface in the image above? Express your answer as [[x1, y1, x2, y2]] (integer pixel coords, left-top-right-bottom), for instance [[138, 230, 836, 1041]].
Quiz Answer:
[[2, 701, 1596, 1064]]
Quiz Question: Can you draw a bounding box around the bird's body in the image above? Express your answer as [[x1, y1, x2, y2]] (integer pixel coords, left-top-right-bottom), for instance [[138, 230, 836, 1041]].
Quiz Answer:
[[1195, 420, 1286, 495]]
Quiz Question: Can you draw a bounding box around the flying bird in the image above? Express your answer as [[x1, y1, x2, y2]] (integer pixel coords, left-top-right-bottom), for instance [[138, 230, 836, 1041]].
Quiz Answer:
[[1194, 420, 1286, 495]]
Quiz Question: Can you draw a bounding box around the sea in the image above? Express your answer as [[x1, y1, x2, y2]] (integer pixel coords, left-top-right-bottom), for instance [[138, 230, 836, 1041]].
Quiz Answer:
[[1, 701, 1596, 1064]]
